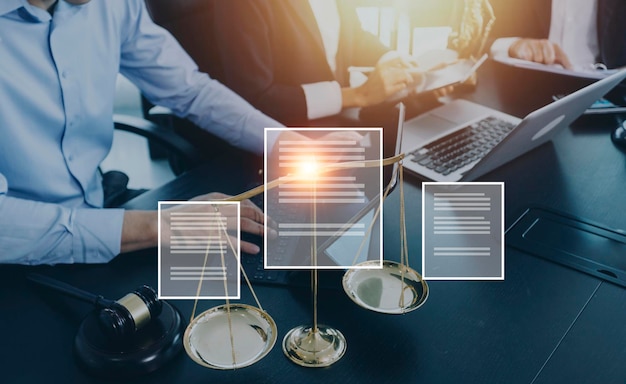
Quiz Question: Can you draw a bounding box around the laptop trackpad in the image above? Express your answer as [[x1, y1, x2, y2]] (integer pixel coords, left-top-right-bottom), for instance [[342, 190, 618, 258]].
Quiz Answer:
[[403, 114, 456, 144], [430, 99, 493, 124], [404, 99, 493, 145]]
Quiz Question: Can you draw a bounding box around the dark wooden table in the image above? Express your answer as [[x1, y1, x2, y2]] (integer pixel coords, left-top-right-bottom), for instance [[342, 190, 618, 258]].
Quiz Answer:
[[1, 60, 625, 384]]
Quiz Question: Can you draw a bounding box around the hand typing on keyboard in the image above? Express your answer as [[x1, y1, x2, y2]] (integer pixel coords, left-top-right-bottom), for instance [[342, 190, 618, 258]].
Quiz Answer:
[[160, 192, 276, 255]]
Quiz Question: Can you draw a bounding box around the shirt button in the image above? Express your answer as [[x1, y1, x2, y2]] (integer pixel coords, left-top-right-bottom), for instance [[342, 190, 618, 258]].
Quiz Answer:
[[62, 70, 69, 78]]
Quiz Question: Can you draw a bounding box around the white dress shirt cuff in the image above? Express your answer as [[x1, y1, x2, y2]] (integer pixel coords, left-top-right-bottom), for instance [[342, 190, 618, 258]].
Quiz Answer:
[[490, 37, 520, 59], [72, 208, 124, 263], [302, 81, 342, 120]]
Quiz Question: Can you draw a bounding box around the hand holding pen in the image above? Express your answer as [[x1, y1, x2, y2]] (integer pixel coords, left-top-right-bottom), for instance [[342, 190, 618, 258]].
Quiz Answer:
[[342, 56, 424, 107]]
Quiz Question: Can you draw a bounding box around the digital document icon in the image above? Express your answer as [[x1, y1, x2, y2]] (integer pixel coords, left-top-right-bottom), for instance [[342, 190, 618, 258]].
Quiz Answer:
[[422, 182, 504, 280], [264, 128, 384, 270], [158, 201, 240, 299]]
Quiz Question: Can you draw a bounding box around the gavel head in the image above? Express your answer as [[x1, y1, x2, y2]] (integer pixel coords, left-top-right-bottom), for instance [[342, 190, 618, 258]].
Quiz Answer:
[[98, 285, 163, 341]]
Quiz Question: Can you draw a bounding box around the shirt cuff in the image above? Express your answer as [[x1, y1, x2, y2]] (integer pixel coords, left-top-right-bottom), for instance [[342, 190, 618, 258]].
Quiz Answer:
[[490, 37, 520, 59], [302, 81, 342, 120], [72, 208, 125, 263]]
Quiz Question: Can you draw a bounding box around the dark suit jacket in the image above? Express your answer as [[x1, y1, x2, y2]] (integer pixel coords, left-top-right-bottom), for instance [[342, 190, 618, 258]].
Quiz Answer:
[[490, 0, 626, 69], [209, 0, 390, 127]]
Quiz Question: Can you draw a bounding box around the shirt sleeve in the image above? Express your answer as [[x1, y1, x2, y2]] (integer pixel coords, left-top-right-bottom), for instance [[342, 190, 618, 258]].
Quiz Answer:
[[301, 81, 343, 120], [118, 0, 282, 155], [0, 174, 123, 265]]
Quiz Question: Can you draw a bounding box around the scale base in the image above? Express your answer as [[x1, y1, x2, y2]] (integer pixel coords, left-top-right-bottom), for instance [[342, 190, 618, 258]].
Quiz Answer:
[[282, 324, 346, 367], [74, 301, 185, 378]]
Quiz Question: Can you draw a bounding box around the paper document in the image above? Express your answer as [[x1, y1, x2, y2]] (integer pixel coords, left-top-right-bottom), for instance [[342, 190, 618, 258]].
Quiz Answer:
[[348, 49, 487, 101], [389, 53, 487, 102], [415, 54, 488, 93], [493, 54, 618, 80]]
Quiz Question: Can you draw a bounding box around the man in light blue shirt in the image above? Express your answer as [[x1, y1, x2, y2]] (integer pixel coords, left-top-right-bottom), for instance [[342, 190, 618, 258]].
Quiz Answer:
[[0, 0, 283, 264]]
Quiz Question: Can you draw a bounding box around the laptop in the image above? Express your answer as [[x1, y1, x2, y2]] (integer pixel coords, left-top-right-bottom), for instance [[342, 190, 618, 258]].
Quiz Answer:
[[242, 103, 406, 287], [401, 68, 626, 181]]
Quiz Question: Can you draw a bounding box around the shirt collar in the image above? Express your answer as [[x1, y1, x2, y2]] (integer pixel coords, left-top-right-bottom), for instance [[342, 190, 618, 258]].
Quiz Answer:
[[0, 1, 84, 23], [0, 0, 53, 22], [0, 0, 27, 16]]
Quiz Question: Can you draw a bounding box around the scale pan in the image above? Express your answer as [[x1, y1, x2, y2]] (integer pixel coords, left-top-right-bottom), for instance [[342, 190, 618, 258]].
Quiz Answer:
[[342, 260, 428, 314], [183, 304, 277, 370]]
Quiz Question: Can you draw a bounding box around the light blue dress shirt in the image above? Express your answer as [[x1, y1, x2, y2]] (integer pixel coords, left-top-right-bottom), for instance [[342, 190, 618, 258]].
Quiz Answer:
[[0, 0, 281, 265]]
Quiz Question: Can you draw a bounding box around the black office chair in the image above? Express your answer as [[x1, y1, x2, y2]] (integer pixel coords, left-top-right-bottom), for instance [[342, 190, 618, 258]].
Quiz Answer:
[[142, 0, 241, 161], [104, 114, 204, 207]]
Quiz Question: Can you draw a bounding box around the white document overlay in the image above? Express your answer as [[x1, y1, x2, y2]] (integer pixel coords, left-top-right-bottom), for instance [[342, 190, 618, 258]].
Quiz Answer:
[[158, 201, 240, 300], [264, 128, 383, 270], [422, 182, 504, 280]]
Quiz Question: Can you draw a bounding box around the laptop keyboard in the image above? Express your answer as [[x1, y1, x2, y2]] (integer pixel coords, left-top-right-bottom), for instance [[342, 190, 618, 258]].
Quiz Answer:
[[409, 116, 516, 176]]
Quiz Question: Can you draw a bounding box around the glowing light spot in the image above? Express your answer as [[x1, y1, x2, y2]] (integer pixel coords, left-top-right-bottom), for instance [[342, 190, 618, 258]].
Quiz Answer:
[[298, 156, 319, 177]]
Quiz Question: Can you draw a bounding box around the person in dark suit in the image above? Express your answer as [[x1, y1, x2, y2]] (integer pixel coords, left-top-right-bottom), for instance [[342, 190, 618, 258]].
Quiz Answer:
[[489, 0, 626, 71], [207, 0, 421, 127]]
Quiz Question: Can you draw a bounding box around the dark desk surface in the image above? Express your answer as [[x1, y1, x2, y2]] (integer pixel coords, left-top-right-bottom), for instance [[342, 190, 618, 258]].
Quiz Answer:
[[2, 60, 625, 384]]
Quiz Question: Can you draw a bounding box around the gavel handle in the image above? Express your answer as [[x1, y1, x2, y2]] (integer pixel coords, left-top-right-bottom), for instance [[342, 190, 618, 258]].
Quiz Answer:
[[27, 273, 114, 309]]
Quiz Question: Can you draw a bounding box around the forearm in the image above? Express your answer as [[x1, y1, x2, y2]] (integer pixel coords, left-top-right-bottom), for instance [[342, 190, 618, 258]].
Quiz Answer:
[[120, 210, 159, 253], [0, 193, 124, 265]]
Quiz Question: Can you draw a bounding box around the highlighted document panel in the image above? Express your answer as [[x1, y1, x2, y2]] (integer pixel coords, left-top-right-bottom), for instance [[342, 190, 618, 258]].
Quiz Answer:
[[422, 182, 504, 280], [264, 128, 383, 269], [158, 201, 240, 299]]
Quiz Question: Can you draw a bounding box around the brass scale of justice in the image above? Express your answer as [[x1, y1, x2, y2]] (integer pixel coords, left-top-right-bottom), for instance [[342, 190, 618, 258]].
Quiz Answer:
[[182, 138, 427, 370], [182, 0, 496, 367]]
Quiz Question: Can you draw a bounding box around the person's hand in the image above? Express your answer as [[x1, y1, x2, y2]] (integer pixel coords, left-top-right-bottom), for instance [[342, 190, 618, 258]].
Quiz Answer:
[[432, 85, 456, 99], [509, 38, 573, 69], [161, 192, 274, 255], [352, 57, 422, 107]]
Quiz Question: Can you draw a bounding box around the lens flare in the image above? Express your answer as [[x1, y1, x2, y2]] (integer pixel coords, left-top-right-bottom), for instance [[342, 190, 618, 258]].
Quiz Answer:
[[298, 156, 319, 177]]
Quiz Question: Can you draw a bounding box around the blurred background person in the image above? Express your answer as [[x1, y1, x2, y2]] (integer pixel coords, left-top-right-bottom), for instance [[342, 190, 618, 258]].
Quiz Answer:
[[489, 0, 626, 73], [206, 0, 424, 127]]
